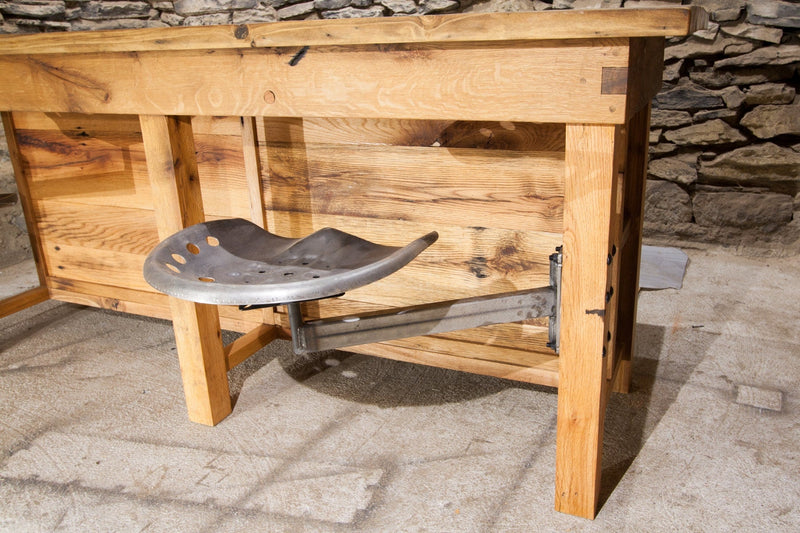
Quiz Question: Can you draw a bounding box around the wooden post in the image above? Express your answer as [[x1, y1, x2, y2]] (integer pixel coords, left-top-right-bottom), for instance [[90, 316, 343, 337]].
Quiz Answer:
[[140, 114, 232, 426], [555, 123, 620, 518], [1, 112, 50, 289], [612, 105, 651, 394]]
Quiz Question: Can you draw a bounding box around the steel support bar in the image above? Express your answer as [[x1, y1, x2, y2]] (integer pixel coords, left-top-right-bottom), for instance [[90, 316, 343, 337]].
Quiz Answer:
[[288, 286, 556, 355]]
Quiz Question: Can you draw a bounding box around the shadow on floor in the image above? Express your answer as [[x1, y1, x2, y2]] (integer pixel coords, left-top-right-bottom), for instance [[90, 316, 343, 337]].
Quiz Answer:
[[598, 322, 717, 510]]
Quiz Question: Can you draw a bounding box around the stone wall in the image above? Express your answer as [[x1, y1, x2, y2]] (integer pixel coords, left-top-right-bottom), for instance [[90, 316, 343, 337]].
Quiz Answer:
[[0, 0, 798, 262]]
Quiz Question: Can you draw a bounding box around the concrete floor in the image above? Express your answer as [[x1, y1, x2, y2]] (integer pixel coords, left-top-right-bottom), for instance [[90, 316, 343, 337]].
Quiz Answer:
[[0, 247, 798, 531]]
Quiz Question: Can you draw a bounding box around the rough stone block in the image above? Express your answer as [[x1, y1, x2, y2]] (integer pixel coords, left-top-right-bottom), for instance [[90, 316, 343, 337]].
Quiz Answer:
[[161, 12, 184, 25], [689, 66, 796, 89], [664, 35, 750, 61], [650, 109, 692, 128], [0, 1, 66, 19], [743, 83, 796, 106], [419, 0, 458, 13], [650, 128, 662, 144], [741, 102, 800, 139], [381, 0, 417, 13], [747, 0, 800, 29], [321, 5, 385, 18], [692, 0, 745, 22], [276, 0, 316, 18], [233, 7, 278, 23], [648, 156, 698, 186], [663, 119, 746, 145], [80, 1, 153, 20], [715, 45, 800, 68], [644, 180, 693, 226], [183, 12, 233, 25], [465, 0, 539, 13], [655, 80, 724, 110], [693, 190, 793, 230], [650, 143, 679, 156], [720, 86, 745, 109], [693, 108, 737, 123], [700, 143, 800, 187], [721, 22, 783, 44], [175, 0, 258, 17], [71, 18, 156, 30], [315, 0, 351, 10]]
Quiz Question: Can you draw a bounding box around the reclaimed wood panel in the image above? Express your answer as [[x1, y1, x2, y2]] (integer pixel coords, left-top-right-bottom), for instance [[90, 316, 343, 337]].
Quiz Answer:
[[261, 144, 564, 234], [42, 242, 153, 292], [14, 108, 565, 377], [0, 40, 630, 123], [14, 112, 250, 218], [260, 117, 566, 151], [262, 213, 560, 304], [35, 201, 159, 256]]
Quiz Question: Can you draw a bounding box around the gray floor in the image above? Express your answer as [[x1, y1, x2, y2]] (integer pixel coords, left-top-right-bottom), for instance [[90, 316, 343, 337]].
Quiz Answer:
[[0, 247, 798, 532]]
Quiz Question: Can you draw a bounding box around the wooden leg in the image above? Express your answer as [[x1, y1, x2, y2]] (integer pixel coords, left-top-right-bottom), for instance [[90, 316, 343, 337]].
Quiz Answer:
[[1, 112, 51, 310], [140, 114, 232, 426], [555, 123, 621, 518], [612, 105, 651, 394]]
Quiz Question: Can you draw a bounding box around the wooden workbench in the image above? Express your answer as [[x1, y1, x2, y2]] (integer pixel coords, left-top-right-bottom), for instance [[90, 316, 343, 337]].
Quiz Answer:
[[0, 7, 705, 518]]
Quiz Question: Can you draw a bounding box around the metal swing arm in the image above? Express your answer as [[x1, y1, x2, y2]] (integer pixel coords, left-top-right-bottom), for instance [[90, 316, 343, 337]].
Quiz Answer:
[[287, 250, 562, 355]]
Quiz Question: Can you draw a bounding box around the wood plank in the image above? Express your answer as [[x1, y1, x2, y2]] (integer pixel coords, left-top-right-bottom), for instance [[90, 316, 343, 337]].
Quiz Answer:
[[260, 117, 566, 151], [346, 340, 559, 388], [224, 324, 280, 370], [16, 122, 251, 218], [41, 242, 154, 293], [47, 277, 265, 333], [11, 111, 142, 134], [612, 104, 651, 394], [263, 212, 560, 307], [35, 201, 160, 256], [262, 143, 564, 234], [14, 126, 145, 182], [554, 123, 617, 519], [0, 287, 50, 319], [241, 117, 267, 229], [625, 37, 666, 119], [140, 114, 231, 426], [2, 112, 50, 286], [0, 9, 705, 55], [0, 41, 630, 123], [602, 126, 628, 384]]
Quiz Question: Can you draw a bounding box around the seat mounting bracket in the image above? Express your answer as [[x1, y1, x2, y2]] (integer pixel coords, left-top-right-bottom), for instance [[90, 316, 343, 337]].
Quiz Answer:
[[287, 249, 562, 355]]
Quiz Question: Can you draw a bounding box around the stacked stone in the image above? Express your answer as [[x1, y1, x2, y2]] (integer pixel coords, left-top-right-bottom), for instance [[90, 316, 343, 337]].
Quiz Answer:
[[0, 0, 466, 30], [645, 0, 800, 251], [0, 0, 798, 254]]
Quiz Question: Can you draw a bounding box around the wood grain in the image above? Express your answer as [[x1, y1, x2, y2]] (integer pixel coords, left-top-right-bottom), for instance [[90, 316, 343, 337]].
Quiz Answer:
[[260, 117, 566, 151], [224, 324, 280, 370], [554, 123, 618, 518], [612, 105, 651, 394], [0, 41, 630, 123], [346, 339, 559, 388], [0, 9, 705, 55], [0, 287, 50, 319], [261, 142, 564, 233], [2, 112, 50, 286], [141, 114, 232, 426]]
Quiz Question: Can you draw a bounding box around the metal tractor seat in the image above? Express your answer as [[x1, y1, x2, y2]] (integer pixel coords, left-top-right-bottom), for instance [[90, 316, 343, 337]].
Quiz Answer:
[[143, 218, 439, 306], [144, 218, 561, 355]]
